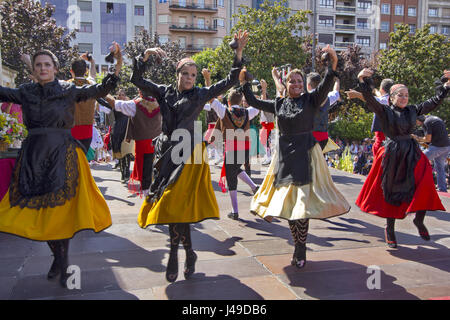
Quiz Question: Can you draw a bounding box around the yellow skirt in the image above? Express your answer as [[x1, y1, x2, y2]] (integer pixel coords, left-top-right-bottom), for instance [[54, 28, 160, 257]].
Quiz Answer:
[[138, 143, 219, 227], [251, 144, 351, 220], [322, 138, 340, 154], [0, 148, 112, 241]]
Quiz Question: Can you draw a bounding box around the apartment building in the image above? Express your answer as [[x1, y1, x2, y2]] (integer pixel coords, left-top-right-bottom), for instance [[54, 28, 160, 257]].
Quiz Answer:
[[378, 0, 419, 49], [41, 0, 152, 72], [151, 0, 231, 54], [419, 0, 450, 38]]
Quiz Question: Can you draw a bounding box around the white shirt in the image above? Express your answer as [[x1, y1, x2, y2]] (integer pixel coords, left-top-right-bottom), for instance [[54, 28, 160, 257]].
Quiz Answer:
[[375, 94, 389, 105], [90, 126, 104, 149], [204, 99, 259, 120], [327, 90, 340, 106], [114, 100, 137, 117]]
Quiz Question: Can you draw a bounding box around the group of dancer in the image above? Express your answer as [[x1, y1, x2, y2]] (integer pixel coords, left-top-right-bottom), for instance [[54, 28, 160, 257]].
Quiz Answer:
[[0, 29, 449, 288]]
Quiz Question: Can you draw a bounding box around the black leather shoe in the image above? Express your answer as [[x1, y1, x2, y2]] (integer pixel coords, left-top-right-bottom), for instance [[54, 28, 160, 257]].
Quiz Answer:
[[385, 227, 397, 248], [413, 218, 431, 241], [166, 252, 179, 283], [291, 243, 306, 269], [47, 257, 61, 280], [184, 250, 197, 280], [227, 212, 239, 220]]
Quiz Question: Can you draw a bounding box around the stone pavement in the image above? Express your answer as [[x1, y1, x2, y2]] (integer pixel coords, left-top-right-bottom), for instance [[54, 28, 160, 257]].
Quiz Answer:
[[1, 157, 450, 300]]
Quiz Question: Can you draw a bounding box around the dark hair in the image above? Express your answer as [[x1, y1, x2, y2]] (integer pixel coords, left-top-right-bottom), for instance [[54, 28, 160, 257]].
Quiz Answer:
[[227, 88, 243, 106], [32, 49, 60, 70], [71, 59, 88, 77], [306, 72, 321, 89], [417, 115, 426, 123], [380, 78, 394, 94]]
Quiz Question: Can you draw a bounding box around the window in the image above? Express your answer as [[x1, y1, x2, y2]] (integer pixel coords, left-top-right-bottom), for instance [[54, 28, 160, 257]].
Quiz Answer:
[[381, 4, 390, 15], [213, 0, 224, 7], [198, 0, 205, 8], [179, 17, 186, 27], [428, 8, 438, 17], [358, 1, 371, 10], [379, 43, 387, 50], [357, 18, 369, 29], [197, 18, 205, 29], [106, 3, 114, 14], [409, 24, 416, 34], [443, 8, 450, 18], [442, 26, 450, 35], [430, 25, 438, 34], [213, 18, 224, 29], [197, 38, 205, 48], [319, 0, 334, 8], [135, 26, 144, 36], [159, 0, 167, 3], [135, 6, 144, 16], [318, 33, 333, 45], [356, 36, 370, 47], [78, 43, 93, 53], [380, 21, 389, 33], [408, 7, 416, 17], [158, 15, 169, 24], [394, 5, 404, 16], [80, 22, 92, 33], [318, 16, 333, 27], [159, 35, 169, 44], [178, 37, 186, 48], [77, 0, 92, 12]]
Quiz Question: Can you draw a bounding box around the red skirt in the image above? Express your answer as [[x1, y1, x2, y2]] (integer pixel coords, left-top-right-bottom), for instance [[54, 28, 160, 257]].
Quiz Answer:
[[356, 146, 445, 219], [129, 139, 154, 194]]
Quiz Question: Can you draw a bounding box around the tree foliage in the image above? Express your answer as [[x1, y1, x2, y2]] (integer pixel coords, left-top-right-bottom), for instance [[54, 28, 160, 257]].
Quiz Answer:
[[329, 102, 373, 142], [0, 0, 78, 85], [377, 24, 450, 129], [123, 29, 187, 90], [211, 0, 310, 98]]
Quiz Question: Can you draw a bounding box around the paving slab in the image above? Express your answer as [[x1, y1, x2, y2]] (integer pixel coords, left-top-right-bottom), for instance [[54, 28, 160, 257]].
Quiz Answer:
[[1, 158, 449, 300]]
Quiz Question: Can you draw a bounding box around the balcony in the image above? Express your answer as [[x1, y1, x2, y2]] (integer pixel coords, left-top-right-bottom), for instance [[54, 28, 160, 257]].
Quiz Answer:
[[169, 0, 218, 13], [169, 22, 217, 33], [336, 6, 356, 15], [335, 41, 354, 49], [336, 23, 356, 31]]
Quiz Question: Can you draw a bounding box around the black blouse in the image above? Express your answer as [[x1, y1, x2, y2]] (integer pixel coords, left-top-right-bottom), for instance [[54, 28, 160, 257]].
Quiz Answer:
[[130, 56, 243, 201], [243, 66, 338, 187], [359, 80, 449, 206], [0, 74, 119, 209]]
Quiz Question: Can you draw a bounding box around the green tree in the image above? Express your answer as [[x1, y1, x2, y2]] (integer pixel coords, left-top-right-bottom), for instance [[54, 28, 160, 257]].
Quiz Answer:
[[191, 48, 221, 87], [123, 29, 186, 90], [0, 0, 78, 85], [212, 0, 310, 98], [377, 24, 450, 129], [329, 102, 373, 142]]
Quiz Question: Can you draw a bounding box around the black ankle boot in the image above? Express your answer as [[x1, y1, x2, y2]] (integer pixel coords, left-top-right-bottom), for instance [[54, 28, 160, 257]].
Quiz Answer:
[[291, 243, 306, 269], [166, 249, 179, 283], [385, 219, 397, 248], [47, 241, 61, 280], [413, 211, 430, 241], [59, 240, 70, 288], [184, 249, 197, 280]]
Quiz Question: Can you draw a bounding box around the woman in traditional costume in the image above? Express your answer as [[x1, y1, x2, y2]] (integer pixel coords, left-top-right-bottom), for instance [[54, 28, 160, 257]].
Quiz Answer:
[[241, 45, 351, 268], [355, 68, 450, 248], [131, 30, 248, 282], [0, 45, 122, 287]]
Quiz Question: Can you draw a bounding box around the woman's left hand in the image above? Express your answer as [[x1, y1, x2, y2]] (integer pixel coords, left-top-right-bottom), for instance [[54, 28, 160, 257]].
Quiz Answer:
[[321, 44, 338, 71]]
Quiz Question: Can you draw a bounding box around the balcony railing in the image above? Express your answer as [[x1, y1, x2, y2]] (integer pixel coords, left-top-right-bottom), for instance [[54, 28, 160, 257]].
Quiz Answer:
[[336, 6, 356, 13], [335, 41, 354, 48], [169, 23, 217, 32], [169, 0, 218, 12], [183, 44, 219, 52], [335, 24, 356, 30]]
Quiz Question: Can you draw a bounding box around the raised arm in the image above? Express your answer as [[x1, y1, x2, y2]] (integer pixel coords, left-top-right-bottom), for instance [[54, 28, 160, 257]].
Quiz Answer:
[[271, 67, 286, 98], [310, 46, 339, 108], [72, 72, 119, 102], [356, 68, 387, 119], [242, 82, 276, 114], [198, 30, 248, 104], [130, 49, 167, 100], [415, 70, 450, 115]]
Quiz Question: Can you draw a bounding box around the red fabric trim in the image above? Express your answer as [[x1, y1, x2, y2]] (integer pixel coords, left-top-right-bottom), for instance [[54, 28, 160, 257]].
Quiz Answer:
[[71, 125, 93, 140], [219, 159, 227, 193], [260, 122, 274, 146], [356, 146, 445, 219], [130, 139, 154, 187], [204, 123, 217, 142], [312, 131, 329, 142], [224, 140, 250, 152], [372, 131, 385, 156]]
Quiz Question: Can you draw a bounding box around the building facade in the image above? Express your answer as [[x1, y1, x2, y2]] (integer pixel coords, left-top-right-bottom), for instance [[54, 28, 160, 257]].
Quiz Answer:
[[419, 0, 450, 38]]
